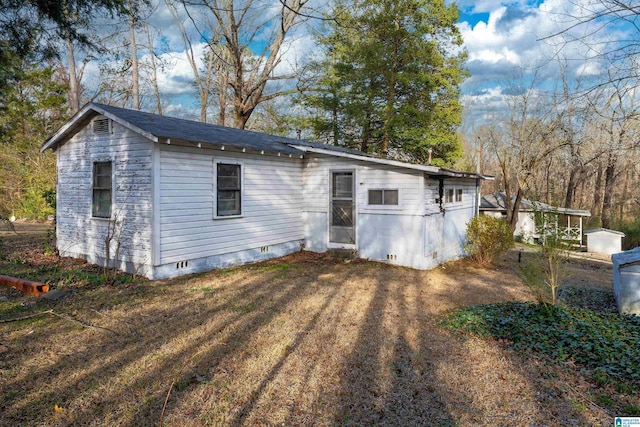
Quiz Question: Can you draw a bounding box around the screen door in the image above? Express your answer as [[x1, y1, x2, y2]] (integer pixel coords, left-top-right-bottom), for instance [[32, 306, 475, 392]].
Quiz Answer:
[[330, 171, 355, 244]]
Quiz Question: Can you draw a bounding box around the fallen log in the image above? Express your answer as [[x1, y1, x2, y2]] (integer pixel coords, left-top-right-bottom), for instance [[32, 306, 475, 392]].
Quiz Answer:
[[0, 275, 49, 297]]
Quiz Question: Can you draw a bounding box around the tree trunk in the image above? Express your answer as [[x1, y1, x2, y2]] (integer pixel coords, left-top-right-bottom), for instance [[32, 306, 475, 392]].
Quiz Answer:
[[129, 4, 140, 110], [564, 166, 578, 209], [508, 188, 525, 231], [360, 85, 374, 152], [144, 22, 162, 115], [592, 162, 604, 223], [233, 109, 252, 129], [381, 15, 399, 158], [601, 153, 617, 229], [65, 33, 80, 113], [619, 169, 629, 221], [217, 69, 228, 126]]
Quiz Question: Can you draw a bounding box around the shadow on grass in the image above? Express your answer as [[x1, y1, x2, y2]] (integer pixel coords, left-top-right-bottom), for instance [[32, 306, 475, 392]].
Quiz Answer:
[[0, 251, 606, 426]]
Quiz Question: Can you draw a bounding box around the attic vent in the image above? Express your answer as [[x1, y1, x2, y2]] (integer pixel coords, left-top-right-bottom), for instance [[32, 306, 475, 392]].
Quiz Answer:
[[93, 118, 111, 135]]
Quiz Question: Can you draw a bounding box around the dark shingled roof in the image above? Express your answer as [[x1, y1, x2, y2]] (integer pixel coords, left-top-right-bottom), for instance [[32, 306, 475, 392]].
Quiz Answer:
[[481, 192, 591, 217], [93, 103, 370, 157], [43, 103, 490, 179]]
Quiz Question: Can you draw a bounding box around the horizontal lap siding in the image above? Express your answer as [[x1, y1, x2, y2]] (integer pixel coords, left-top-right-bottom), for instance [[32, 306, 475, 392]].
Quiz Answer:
[[425, 178, 477, 264], [357, 165, 423, 215], [56, 121, 153, 274], [302, 155, 425, 255], [159, 147, 304, 264]]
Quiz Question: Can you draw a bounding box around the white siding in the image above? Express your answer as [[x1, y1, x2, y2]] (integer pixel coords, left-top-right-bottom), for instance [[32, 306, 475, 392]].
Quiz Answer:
[[586, 231, 623, 255], [158, 146, 304, 268], [303, 155, 429, 269], [424, 178, 477, 266], [56, 119, 153, 276]]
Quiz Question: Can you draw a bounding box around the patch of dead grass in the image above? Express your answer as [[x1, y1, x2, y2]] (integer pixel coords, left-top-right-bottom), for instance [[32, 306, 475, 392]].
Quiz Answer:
[[0, 225, 627, 426]]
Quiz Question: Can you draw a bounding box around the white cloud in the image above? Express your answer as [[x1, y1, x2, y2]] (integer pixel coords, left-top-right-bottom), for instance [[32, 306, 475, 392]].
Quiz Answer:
[[458, 0, 623, 130]]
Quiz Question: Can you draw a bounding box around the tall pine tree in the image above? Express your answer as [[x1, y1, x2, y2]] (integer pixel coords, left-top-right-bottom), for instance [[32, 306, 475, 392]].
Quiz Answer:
[[298, 0, 466, 166]]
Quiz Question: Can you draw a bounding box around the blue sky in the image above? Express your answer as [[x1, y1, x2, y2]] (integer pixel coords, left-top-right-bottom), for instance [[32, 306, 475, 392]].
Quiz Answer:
[[82, 0, 629, 129]]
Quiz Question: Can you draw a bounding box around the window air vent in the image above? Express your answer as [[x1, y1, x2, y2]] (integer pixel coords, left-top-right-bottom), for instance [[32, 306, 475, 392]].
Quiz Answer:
[[93, 118, 111, 135]]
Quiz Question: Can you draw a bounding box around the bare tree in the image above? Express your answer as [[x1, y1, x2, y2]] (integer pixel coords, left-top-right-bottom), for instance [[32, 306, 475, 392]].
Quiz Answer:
[[128, 0, 140, 110], [165, 0, 218, 122], [595, 80, 640, 228], [546, 0, 640, 90], [178, 0, 309, 129], [143, 20, 164, 115], [485, 72, 570, 230]]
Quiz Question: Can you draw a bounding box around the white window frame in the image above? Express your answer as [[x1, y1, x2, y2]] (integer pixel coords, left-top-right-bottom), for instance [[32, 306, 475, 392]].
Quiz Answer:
[[213, 159, 244, 219], [367, 188, 400, 206], [444, 188, 454, 204], [362, 187, 402, 212], [91, 160, 113, 219], [455, 188, 463, 202]]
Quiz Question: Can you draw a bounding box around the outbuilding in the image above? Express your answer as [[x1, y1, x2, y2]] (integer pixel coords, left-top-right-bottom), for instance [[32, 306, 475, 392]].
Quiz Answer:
[[584, 228, 625, 255], [480, 192, 591, 245], [42, 103, 489, 279]]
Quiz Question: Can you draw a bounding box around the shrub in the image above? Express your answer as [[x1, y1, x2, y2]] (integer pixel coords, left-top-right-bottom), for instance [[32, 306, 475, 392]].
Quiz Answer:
[[520, 233, 570, 306], [464, 215, 514, 265], [615, 218, 640, 250], [14, 188, 55, 220]]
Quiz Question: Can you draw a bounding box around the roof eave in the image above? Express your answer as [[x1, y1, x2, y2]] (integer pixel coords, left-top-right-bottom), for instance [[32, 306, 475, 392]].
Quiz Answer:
[[41, 103, 159, 152], [290, 145, 491, 178]]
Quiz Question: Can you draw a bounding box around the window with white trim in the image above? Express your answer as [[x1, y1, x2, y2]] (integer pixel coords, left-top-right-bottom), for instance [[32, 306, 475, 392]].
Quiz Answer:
[[368, 189, 399, 205], [216, 162, 242, 217], [92, 161, 112, 218], [445, 188, 454, 204], [456, 188, 463, 202]]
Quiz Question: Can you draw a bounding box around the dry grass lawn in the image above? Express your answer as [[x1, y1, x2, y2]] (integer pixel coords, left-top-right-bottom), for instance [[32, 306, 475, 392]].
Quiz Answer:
[[0, 223, 632, 426]]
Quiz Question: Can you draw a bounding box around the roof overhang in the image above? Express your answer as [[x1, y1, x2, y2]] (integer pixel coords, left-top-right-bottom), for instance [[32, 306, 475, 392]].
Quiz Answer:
[[41, 103, 159, 152], [289, 145, 492, 179]]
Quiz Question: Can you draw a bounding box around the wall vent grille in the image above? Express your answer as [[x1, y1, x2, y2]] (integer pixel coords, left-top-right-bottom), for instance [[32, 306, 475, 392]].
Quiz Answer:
[[93, 118, 111, 135]]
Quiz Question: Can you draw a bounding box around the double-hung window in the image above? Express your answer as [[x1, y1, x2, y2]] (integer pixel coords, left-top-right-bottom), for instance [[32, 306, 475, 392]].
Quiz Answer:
[[216, 162, 242, 217], [368, 189, 399, 206], [92, 161, 112, 218], [445, 188, 454, 204]]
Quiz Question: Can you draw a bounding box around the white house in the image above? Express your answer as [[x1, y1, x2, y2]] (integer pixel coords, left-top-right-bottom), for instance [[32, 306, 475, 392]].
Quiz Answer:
[[480, 192, 591, 245], [42, 103, 488, 280], [584, 228, 625, 255]]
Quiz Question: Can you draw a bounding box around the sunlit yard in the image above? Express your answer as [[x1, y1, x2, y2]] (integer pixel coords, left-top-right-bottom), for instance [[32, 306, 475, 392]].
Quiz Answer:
[[1, 224, 637, 426]]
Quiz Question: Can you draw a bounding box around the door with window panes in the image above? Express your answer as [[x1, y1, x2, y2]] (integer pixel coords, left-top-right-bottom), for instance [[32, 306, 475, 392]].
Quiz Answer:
[[330, 171, 355, 244]]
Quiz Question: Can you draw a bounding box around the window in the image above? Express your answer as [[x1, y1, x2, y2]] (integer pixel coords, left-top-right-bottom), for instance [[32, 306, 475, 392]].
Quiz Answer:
[[368, 189, 399, 205], [445, 188, 454, 204], [216, 163, 241, 217], [92, 161, 112, 218], [456, 188, 463, 202]]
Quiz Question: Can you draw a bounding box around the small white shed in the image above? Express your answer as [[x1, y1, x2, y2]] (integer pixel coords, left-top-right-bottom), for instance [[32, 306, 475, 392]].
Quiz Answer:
[[584, 228, 625, 255]]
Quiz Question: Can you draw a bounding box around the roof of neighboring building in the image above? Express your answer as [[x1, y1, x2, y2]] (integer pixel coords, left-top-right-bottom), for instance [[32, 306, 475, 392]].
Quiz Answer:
[[42, 102, 490, 179], [480, 192, 591, 217], [584, 228, 625, 236]]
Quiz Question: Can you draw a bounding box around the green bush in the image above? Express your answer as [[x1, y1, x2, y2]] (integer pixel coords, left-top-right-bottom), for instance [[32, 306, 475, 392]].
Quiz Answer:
[[464, 215, 514, 265], [615, 218, 640, 251], [520, 233, 570, 306], [14, 188, 55, 220]]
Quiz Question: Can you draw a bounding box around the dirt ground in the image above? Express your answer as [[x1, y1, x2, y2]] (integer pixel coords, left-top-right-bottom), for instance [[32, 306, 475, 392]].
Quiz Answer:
[[0, 223, 633, 426]]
